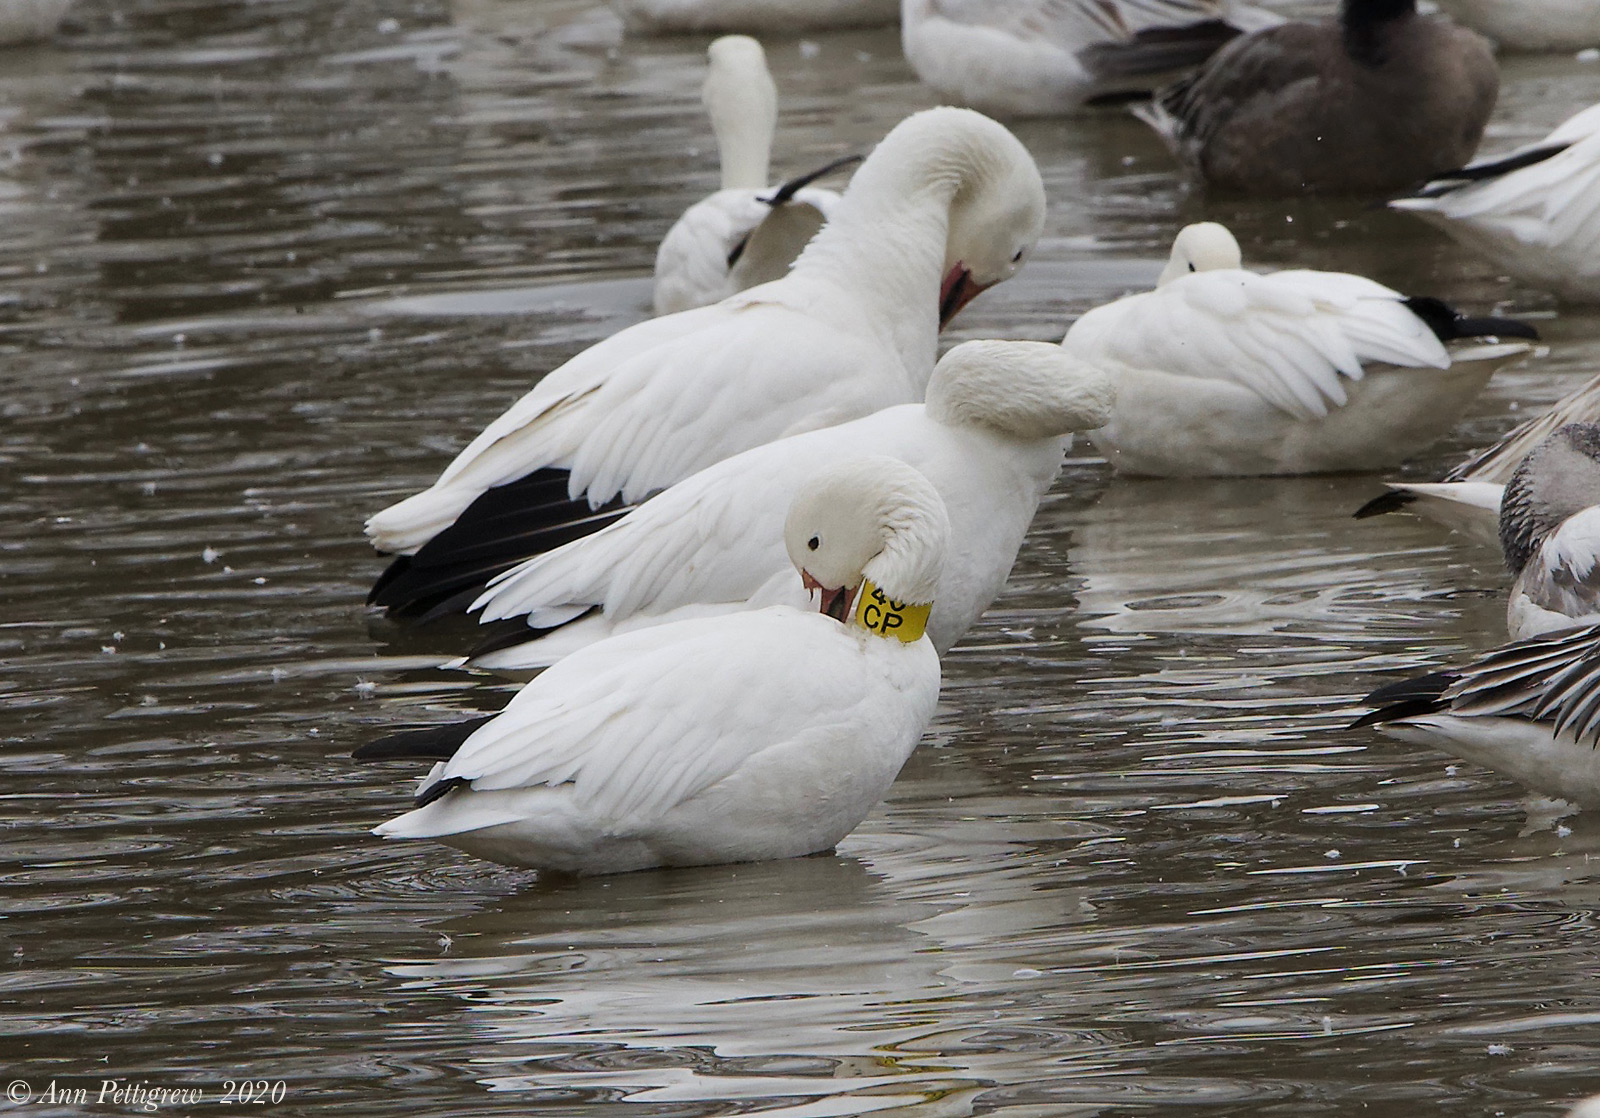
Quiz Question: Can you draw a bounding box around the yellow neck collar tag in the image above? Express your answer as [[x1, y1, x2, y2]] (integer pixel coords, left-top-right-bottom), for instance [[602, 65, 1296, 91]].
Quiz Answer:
[[853, 579, 932, 643]]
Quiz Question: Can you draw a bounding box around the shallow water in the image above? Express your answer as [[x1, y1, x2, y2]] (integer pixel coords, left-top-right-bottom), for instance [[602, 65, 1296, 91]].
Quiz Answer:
[[6, 2, 1600, 1115]]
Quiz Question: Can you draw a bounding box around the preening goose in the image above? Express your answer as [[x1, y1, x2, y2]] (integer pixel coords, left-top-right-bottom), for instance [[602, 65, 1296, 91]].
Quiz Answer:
[[612, 0, 899, 35], [1135, 0, 1499, 195], [653, 36, 853, 316], [1391, 102, 1600, 304], [1353, 372, 1600, 547], [1062, 222, 1538, 477], [899, 0, 1281, 117], [1498, 425, 1600, 640], [357, 456, 947, 875], [465, 340, 1114, 670], [1432, 0, 1600, 51], [365, 107, 1046, 622], [1353, 621, 1600, 809]]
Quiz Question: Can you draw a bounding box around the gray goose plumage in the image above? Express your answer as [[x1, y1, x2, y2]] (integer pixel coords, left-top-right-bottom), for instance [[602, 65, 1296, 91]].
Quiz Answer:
[[1136, 0, 1499, 194]]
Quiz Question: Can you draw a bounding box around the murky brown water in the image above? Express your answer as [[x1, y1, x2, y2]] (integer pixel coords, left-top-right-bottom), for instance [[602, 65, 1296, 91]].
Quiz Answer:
[[7, 2, 1600, 1114]]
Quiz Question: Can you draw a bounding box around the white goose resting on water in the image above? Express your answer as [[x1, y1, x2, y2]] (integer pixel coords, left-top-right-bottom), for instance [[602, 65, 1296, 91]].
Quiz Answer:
[[899, 0, 1281, 117], [1391, 102, 1600, 305], [465, 340, 1114, 671], [653, 36, 854, 317], [1430, 0, 1600, 51], [1354, 372, 1600, 548], [365, 107, 1046, 622], [1496, 424, 1600, 640], [1354, 620, 1600, 809], [1061, 222, 1539, 477], [356, 457, 947, 875]]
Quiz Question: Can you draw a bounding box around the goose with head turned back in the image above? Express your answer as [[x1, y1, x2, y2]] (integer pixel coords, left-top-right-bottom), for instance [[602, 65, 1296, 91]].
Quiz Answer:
[[365, 107, 1046, 623], [357, 456, 947, 875], [612, 0, 899, 34], [464, 340, 1115, 671], [900, 0, 1282, 117], [1391, 102, 1600, 305], [1062, 222, 1538, 477], [1497, 424, 1600, 640], [653, 36, 852, 317], [1135, 0, 1498, 195]]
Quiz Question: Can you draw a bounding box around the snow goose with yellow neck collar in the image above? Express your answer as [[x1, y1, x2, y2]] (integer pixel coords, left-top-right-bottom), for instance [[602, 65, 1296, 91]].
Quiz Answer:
[[462, 340, 1114, 671], [357, 456, 947, 875], [1062, 222, 1538, 476], [653, 36, 855, 317], [365, 107, 1045, 623]]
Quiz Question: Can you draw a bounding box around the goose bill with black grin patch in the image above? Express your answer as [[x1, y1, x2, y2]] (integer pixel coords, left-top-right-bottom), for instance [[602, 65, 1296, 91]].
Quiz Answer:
[[802, 571, 858, 622], [939, 264, 986, 329]]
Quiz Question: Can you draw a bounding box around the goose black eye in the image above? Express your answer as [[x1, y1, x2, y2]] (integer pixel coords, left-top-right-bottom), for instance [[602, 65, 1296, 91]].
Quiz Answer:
[[1187, 262, 1196, 272], [1011, 249, 1024, 263], [807, 535, 820, 551]]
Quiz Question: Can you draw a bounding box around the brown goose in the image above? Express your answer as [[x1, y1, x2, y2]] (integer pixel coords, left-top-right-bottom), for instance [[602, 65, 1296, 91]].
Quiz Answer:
[[1135, 0, 1499, 195]]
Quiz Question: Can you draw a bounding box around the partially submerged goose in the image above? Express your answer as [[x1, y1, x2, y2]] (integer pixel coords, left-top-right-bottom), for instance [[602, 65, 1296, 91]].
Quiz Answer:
[[1354, 621, 1600, 809], [1061, 222, 1538, 476], [1432, 0, 1600, 51], [1135, 0, 1499, 195], [466, 340, 1114, 670], [654, 36, 854, 316], [613, 0, 899, 35], [1391, 102, 1600, 304], [357, 457, 946, 875], [899, 0, 1281, 117], [1498, 424, 1600, 640], [366, 107, 1046, 622], [1355, 372, 1600, 547]]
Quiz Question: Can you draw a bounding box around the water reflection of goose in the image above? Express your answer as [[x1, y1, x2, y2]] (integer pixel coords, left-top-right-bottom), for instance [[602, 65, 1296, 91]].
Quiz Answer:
[[468, 341, 1112, 670], [653, 36, 851, 317], [1391, 102, 1600, 304], [359, 459, 946, 874], [364, 107, 1046, 622], [1069, 474, 1500, 639], [1063, 222, 1539, 478]]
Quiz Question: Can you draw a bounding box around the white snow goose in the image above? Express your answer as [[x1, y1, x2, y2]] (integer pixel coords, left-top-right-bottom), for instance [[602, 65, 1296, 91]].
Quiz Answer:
[[653, 35, 856, 317], [1495, 424, 1600, 640], [355, 456, 947, 875], [900, 0, 1281, 117], [1353, 620, 1600, 809], [1431, 0, 1600, 51], [365, 106, 1046, 622], [1353, 371, 1600, 548], [1134, 0, 1498, 195], [612, 0, 899, 35], [1390, 102, 1600, 304], [463, 340, 1114, 670], [1062, 222, 1539, 477]]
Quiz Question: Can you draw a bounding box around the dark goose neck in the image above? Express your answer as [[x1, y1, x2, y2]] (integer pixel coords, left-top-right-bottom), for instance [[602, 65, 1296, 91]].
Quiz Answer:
[[1342, 0, 1417, 67]]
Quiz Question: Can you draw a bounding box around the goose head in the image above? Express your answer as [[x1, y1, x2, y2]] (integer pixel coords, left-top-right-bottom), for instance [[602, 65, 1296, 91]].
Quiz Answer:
[[1157, 222, 1243, 286], [1500, 423, 1600, 575], [784, 457, 948, 638], [703, 35, 777, 192], [925, 339, 1115, 439], [938, 113, 1047, 326]]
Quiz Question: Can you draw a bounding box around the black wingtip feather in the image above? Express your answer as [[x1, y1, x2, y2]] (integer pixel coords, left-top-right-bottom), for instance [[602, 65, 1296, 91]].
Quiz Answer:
[[353, 714, 499, 763], [1353, 490, 1418, 519], [367, 467, 632, 625], [760, 152, 862, 208], [1402, 296, 1540, 343], [1349, 670, 1458, 729], [415, 775, 470, 808], [1405, 142, 1573, 197], [467, 607, 600, 660]]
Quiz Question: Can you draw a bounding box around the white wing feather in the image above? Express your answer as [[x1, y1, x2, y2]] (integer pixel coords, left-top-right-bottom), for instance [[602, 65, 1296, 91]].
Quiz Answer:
[[1064, 268, 1448, 420]]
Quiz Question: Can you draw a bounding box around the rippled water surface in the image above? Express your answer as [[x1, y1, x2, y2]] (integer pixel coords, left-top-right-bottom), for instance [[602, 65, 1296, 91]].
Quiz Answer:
[[8, 2, 1600, 1114]]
